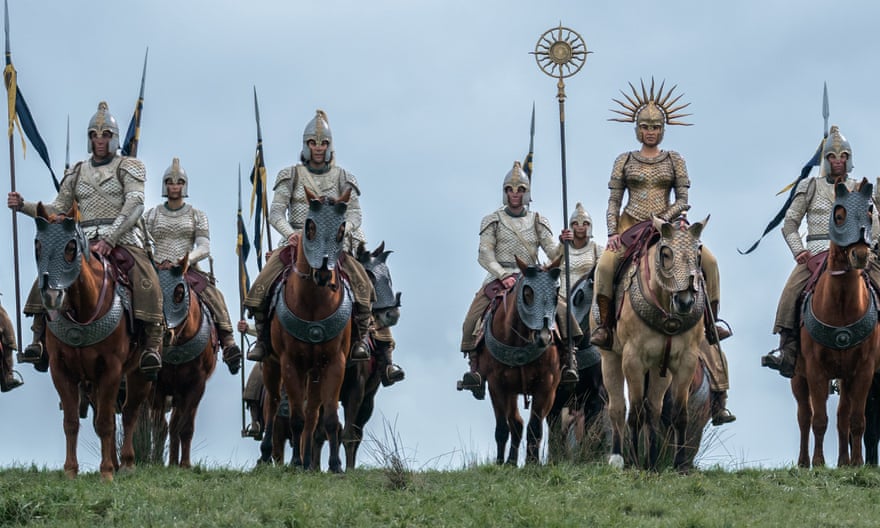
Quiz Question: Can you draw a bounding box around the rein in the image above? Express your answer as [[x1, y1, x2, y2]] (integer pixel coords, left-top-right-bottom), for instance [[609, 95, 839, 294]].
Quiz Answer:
[[64, 253, 113, 325]]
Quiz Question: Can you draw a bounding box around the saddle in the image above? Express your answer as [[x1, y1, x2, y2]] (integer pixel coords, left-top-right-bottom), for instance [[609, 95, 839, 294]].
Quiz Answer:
[[184, 268, 210, 295], [614, 220, 660, 286]]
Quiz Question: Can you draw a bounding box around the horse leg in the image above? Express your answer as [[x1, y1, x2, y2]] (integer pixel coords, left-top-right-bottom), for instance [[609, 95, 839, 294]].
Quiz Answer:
[[347, 378, 379, 471], [174, 385, 204, 469], [843, 372, 873, 467], [665, 366, 693, 472], [151, 397, 170, 465], [790, 374, 813, 468], [320, 358, 346, 474], [865, 373, 880, 466], [807, 374, 830, 468], [527, 384, 557, 465], [600, 349, 627, 467], [261, 360, 284, 464], [623, 361, 648, 468], [51, 368, 82, 479], [487, 379, 510, 465]]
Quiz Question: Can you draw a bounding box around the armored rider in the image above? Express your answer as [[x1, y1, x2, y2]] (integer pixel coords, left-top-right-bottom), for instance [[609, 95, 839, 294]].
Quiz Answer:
[[559, 202, 604, 296], [592, 80, 734, 425], [144, 157, 243, 375], [457, 161, 580, 399], [7, 101, 164, 377], [0, 300, 23, 392], [244, 109, 404, 386], [762, 125, 880, 377]]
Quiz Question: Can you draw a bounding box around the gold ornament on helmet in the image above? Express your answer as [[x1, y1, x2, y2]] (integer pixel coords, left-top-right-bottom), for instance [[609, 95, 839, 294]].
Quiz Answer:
[[609, 78, 693, 132]]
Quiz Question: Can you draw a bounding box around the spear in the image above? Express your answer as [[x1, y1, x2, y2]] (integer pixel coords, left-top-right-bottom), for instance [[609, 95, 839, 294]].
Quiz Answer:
[[523, 102, 535, 180], [3, 0, 22, 353], [236, 165, 250, 436], [249, 87, 271, 269], [65, 115, 69, 170]]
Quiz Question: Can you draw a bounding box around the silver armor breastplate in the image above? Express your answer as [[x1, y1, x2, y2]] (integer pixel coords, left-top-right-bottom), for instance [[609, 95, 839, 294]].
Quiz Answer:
[[480, 211, 542, 285], [804, 179, 838, 254], [75, 160, 144, 247], [148, 204, 203, 264]]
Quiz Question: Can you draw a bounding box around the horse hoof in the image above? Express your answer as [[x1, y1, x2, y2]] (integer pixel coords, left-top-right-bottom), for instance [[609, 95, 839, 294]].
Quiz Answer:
[[609, 454, 624, 469]]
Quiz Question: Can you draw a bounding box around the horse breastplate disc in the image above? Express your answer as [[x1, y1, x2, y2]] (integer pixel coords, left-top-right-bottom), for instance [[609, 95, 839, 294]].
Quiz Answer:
[[48, 286, 127, 347], [275, 282, 353, 343], [484, 315, 547, 367], [803, 290, 878, 349]]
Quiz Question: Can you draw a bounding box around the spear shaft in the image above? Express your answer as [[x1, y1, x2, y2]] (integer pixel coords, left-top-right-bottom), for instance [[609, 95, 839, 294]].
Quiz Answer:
[[4, 0, 22, 354]]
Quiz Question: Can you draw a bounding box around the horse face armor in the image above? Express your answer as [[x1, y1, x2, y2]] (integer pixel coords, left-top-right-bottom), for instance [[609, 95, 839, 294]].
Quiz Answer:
[[358, 244, 402, 329], [652, 216, 706, 294], [830, 180, 873, 247], [35, 215, 89, 295], [158, 266, 191, 330], [302, 197, 348, 270], [515, 265, 560, 332]]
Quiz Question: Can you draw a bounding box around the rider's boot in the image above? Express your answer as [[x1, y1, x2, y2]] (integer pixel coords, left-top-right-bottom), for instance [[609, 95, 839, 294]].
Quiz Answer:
[[246, 311, 269, 362], [1, 341, 23, 392], [350, 305, 372, 362], [219, 329, 242, 375], [710, 390, 736, 426], [590, 294, 614, 348], [139, 323, 163, 381], [706, 300, 732, 345], [558, 340, 579, 386], [456, 350, 484, 400], [19, 314, 47, 371], [374, 338, 405, 387], [761, 328, 798, 378]]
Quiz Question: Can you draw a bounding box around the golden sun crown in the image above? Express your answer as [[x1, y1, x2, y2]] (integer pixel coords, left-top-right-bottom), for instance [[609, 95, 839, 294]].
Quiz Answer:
[[609, 78, 693, 126]]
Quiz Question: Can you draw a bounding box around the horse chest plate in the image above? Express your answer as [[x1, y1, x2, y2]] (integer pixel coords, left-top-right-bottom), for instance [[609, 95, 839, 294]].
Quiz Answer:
[[162, 309, 214, 365], [483, 315, 548, 367], [274, 282, 353, 343], [627, 268, 705, 335], [802, 291, 878, 349], [48, 286, 128, 348]]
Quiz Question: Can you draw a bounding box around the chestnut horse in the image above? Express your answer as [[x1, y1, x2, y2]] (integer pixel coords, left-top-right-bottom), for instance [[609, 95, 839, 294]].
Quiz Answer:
[[34, 202, 151, 480], [595, 216, 709, 472], [263, 188, 353, 472], [149, 255, 217, 467], [475, 254, 563, 466], [794, 178, 880, 468], [312, 241, 402, 471]]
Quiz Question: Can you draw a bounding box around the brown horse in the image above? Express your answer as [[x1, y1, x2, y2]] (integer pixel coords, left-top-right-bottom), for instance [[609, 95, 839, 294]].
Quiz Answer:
[[474, 254, 563, 466], [794, 178, 880, 468], [312, 241, 402, 471], [263, 188, 352, 472], [596, 216, 709, 472], [149, 255, 218, 467], [34, 202, 151, 480]]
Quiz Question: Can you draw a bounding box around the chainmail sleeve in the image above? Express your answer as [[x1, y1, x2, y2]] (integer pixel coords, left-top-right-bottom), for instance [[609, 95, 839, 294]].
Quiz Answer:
[[188, 209, 211, 265], [535, 213, 560, 261], [478, 212, 508, 280], [104, 158, 146, 247], [339, 169, 363, 235], [269, 167, 296, 242], [606, 153, 628, 236], [782, 177, 812, 258], [660, 151, 691, 221]]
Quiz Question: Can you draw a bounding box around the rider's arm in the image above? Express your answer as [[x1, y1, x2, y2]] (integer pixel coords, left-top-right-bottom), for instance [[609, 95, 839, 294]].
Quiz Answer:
[[188, 209, 211, 265], [19, 165, 79, 218], [660, 151, 691, 221], [781, 177, 812, 259], [339, 169, 363, 235], [104, 158, 146, 247], [478, 213, 510, 280], [606, 153, 628, 236], [269, 167, 296, 242]]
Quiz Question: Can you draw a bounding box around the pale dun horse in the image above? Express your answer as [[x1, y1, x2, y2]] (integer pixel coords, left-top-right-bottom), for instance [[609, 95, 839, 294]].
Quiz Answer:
[[599, 216, 709, 472]]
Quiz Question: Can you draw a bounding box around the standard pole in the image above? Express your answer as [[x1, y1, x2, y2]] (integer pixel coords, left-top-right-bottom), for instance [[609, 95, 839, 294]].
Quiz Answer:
[[556, 78, 574, 357]]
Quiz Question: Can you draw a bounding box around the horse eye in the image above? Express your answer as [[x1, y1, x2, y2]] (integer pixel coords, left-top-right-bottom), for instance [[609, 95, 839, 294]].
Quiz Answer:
[[64, 240, 77, 263], [522, 285, 534, 306], [34, 240, 41, 261], [660, 246, 674, 270], [305, 219, 317, 241], [834, 205, 846, 227], [336, 224, 345, 243]]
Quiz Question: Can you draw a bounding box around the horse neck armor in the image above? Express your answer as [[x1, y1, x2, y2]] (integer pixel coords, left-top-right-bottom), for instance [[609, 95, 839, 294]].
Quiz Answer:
[[569, 275, 594, 329], [158, 268, 191, 329], [48, 285, 129, 347], [163, 309, 213, 365], [484, 314, 547, 367], [273, 280, 353, 343], [627, 268, 705, 335], [802, 287, 878, 349]]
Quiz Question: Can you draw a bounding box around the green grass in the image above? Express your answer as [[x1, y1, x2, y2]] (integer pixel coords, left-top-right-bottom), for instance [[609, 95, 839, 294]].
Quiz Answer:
[[2, 463, 880, 527]]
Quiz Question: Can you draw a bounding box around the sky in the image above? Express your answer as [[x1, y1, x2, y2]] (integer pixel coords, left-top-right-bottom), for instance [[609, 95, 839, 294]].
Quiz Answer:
[[2, 0, 880, 473]]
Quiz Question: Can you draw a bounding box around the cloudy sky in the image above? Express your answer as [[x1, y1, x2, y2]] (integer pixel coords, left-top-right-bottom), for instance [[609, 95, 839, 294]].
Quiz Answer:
[[1, 0, 878, 472]]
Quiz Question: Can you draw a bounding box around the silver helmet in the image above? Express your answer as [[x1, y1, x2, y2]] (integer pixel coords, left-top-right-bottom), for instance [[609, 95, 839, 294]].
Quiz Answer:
[[569, 202, 593, 238], [822, 125, 854, 174], [162, 157, 188, 197], [301, 109, 333, 164], [502, 161, 531, 207], [87, 101, 120, 154]]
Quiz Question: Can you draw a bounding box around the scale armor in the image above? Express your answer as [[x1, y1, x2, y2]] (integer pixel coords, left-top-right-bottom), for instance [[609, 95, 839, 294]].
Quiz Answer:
[[561, 240, 602, 294], [145, 203, 210, 265], [269, 164, 365, 254], [783, 176, 861, 257], [478, 208, 556, 286], [606, 150, 690, 235], [39, 157, 147, 248]]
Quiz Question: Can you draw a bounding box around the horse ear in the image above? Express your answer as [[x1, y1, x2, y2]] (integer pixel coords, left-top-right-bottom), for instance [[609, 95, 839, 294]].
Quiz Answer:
[[549, 267, 561, 281], [36, 202, 47, 220], [181, 253, 190, 273], [68, 201, 80, 222], [860, 179, 873, 199], [62, 216, 77, 231], [689, 214, 710, 239], [339, 187, 352, 204], [651, 215, 668, 237], [515, 254, 528, 273], [835, 181, 849, 198], [549, 252, 563, 270], [373, 240, 385, 257], [334, 201, 348, 215], [35, 216, 49, 231], [304, 186, 318, 203], [355, 241, 367, 261], [380, 250, 392, 263]]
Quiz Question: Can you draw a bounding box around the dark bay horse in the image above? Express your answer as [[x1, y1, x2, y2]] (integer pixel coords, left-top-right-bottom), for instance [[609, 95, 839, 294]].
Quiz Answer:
[[263, 187, 352, 472], [794, 178, 880, 468], [596, 216, 709, 472], [312, 241, 402, 471], [34, 202, 151, 480], [149, 255, 218, 467], [475, 254, 563, 466]]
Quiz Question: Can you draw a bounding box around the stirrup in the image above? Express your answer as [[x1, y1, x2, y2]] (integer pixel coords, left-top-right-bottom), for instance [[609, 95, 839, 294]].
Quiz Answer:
[[590, 327, 612, 348], [350, 341, 370, 362], [560, 367, 579, 385], [246, 341, 267, 362], [18, 343, 44, 364], [222, 344, 242, 375], [456, 371, 485, 400], [761, 348, 795, 378], [139, 350, 162, 380], [245, 421, 263, 440], [711, 408, 736, 426], [0, 371, 24, 393], [381, 364, 405, 387]]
